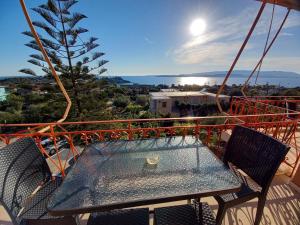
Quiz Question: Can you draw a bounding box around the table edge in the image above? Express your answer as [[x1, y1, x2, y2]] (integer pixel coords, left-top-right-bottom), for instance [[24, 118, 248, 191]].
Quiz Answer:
[[47, 184, 241, 216]]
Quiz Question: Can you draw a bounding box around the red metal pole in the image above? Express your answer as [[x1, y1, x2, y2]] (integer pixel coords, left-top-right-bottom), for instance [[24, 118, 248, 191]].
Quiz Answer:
[[19, 0, 72, 132]]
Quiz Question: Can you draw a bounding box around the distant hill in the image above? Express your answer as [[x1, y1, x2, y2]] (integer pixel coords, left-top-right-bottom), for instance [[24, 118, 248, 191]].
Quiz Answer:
[[2, 70, 300, 79], [156, 70, 300, 78], [0, 75, 31, 80]]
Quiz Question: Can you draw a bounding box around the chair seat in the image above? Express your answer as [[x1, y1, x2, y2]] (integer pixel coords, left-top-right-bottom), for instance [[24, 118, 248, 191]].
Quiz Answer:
[[87, 208, 149, 225], [214, 164, 262, 206], [20, 177, 63, 221], [154, 202, 216, 225]]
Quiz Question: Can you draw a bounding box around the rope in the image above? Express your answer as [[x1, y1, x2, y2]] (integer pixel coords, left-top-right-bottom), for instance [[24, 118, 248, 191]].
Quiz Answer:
[[216, 2, 266, 113], [255, 2, 276, 84], [241, 8, 290, 96]]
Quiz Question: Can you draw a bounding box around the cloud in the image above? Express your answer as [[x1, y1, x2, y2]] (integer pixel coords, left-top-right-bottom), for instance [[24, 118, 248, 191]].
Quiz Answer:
[[170, 5, 300, 66], [144, 37, 154, 44], [173, 41, 242, 65], [238, 56, 300, 72], [280, 32, 294, 36]]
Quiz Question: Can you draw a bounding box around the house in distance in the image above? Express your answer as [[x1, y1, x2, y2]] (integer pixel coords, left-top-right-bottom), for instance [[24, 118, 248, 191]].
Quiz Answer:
[[150, 89, 230, 116]]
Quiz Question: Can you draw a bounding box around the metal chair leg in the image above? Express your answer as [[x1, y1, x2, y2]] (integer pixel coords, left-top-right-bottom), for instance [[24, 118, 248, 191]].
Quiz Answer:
[[187, 197, 201, 204], [254, 196, 267, 225], [216, 203, 228, 225], [25, 216, 79, 225]]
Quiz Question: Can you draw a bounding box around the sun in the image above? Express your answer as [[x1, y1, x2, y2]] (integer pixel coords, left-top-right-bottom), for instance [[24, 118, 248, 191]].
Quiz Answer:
[[190, 18, 206, 36]]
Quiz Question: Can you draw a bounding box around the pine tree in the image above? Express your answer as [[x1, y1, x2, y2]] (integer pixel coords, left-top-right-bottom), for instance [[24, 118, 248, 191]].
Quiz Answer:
[[20, 0, 108, 116]]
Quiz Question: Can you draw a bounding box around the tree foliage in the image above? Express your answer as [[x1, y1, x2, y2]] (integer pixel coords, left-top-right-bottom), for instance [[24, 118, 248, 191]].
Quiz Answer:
[[20, 0, 108, 116], [113, 96, 130, 108]]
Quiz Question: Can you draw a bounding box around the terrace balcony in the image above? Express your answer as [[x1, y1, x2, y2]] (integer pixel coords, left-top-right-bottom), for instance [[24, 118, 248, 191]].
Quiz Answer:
[[1, 175, 299, 225], [0, 96, 300, 225]]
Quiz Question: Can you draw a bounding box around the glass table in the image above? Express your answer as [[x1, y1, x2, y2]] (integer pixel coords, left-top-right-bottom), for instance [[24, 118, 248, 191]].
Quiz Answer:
[[47, 136, 241, 216]]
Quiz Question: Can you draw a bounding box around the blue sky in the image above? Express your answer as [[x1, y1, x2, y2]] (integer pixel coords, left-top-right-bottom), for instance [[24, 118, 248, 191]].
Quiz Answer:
[[0, 0, 299, 76]]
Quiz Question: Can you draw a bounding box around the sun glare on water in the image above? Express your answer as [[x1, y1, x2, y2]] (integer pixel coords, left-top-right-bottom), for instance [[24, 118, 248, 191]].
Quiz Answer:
[[179, 77, 209, 86], [190, 18, 206, 36]]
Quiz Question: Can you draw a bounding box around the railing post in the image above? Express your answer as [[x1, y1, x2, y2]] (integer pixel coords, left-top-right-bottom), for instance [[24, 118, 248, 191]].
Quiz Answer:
[[194, 119, 200, 138], [128, 122, 133, 141], [230, 100, 233, 115], [50, 125, 65, 177], [205, 128, 211, 146]]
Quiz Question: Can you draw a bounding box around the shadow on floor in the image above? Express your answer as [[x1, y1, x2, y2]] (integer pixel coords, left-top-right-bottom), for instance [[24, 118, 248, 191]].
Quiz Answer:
[[1, 176, 299, 225], [222, 183, 300, 225], [0, 220, 13, 225]]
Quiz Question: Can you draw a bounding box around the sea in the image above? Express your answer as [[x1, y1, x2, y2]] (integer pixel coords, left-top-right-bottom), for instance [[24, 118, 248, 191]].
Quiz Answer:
[[120, 76, 300, 87], [0, 73, 299, 101]]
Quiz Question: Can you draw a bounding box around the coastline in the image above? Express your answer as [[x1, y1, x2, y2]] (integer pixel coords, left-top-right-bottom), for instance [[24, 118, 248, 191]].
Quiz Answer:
[[118, 76, 299, 88]]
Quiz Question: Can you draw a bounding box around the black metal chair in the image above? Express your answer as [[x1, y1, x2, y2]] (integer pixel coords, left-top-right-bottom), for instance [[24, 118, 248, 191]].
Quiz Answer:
[[87, 208, 150, 225], [0, 138, 78, 225], [214, 125, 290, 225], [153, 201, 216, 225]]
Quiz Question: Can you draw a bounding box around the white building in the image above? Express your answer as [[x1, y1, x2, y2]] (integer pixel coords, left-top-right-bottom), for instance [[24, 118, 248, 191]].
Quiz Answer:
[[150, 89, 230, 116]]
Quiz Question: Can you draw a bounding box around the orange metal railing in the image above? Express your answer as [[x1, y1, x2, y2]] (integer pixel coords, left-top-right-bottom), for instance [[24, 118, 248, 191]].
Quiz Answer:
[[230, 96, 300, 116], [1, 102, 300, 177]]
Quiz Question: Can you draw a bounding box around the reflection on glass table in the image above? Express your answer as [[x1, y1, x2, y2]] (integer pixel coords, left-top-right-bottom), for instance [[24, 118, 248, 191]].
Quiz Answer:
[[47, 136, 241, 216]]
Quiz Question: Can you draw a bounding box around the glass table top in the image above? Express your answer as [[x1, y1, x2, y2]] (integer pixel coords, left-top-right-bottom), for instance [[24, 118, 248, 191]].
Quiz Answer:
[[47, 136, 241, 216]]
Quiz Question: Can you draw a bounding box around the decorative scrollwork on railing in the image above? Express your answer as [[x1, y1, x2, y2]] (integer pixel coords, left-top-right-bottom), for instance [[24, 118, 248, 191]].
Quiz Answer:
[[94, 131, 104, 142], [139, 129, 150, 139], [109, 130, 122, 140], [1, 109, 300, 177], [0, 135, 11, 145], [80, 132, 92, 145], [165, 128, 176, 136]]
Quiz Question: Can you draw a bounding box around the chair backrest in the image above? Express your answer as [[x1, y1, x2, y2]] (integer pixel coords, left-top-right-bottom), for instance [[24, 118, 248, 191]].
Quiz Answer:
[[224, 125, 289, 190], [0, 138, 52, 225]]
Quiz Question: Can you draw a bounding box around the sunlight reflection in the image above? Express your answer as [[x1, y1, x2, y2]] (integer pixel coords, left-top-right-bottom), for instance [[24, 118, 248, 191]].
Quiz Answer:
[[179, 77, 211, 86]]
